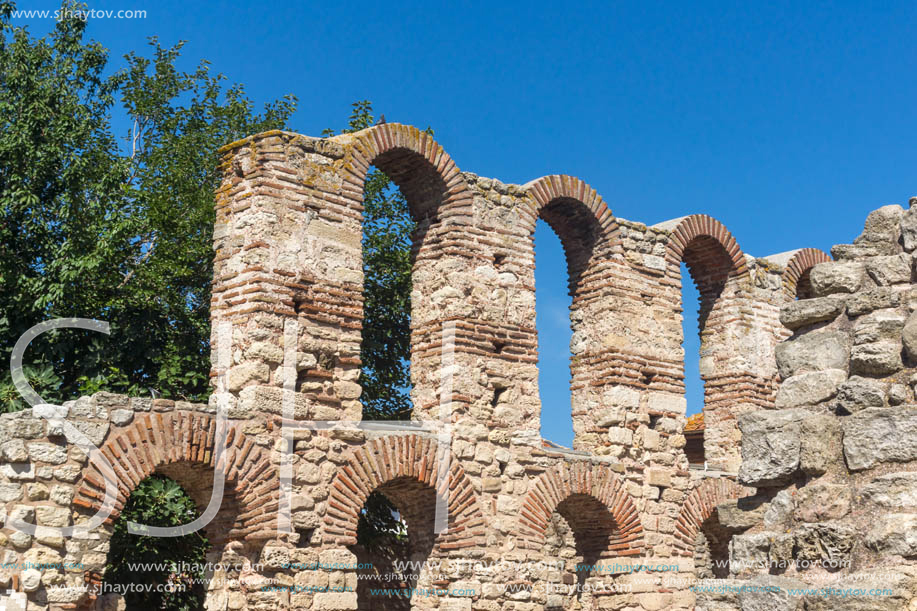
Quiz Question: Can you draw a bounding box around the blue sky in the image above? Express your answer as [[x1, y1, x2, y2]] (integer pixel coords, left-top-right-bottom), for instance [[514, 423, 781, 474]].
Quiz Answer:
[[14, 0, 917, 445]]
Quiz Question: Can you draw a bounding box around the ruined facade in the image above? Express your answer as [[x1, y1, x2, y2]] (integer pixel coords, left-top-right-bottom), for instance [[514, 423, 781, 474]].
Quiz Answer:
[[0, 123, 914, 610]]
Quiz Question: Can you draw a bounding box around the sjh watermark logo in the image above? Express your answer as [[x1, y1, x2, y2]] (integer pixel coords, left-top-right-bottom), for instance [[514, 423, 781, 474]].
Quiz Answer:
[[4, 317, 457, 540]]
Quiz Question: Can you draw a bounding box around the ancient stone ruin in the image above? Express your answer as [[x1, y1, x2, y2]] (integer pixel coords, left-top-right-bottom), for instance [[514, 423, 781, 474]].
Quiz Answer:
[[0, 123, 915, 610]]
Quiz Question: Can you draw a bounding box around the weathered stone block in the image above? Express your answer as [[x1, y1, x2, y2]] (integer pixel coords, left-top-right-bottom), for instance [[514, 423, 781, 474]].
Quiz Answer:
[[802, 570, 914, 610], [809, 262, 864, 296], [834, 376, 884, 414], [738, 409, 807, 486], [799, 413, 842, 475], [775, 369, 846, 408], [775, 331, 848, 379], [794, 481, 852, 522], [846, 286, 901, 317], [227, 361, 270, 392], [843, 406, 917, 470], [859, 472, 917, 508], [864, 513, 917, 557], [794, 522, 855, 566], [737, 575, 806, 611], [865, 253, 911, 285], [853, 309, 905, 345], [779, 296, 845, 330], [902, 311, 917, 361], [716, 497, 766, 531], [850, 341, 903, 376]]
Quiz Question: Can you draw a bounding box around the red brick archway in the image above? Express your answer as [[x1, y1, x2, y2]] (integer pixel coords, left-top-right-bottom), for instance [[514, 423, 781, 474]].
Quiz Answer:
[[74, 411, 278, 539], [518, 462, 643, 556], [782, 247, 831, 299], [673, 478, 751, 555], [323, 435, 485, 550], [664, 214, 749, 283], [523, 174, 619, 294], [340, 123, 474, 225]]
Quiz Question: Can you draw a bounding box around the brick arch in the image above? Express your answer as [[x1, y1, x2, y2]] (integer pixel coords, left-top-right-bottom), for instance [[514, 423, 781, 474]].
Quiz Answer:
[[782, 247, 831, 299], [518, 462, 643, 556], [339, 122, 474, 224], [673, 478, 751, 555], [664, 214, 749, 283], [323, 435, 485, 549], [73, 411, 278, 540], [523, 174, 619, 294]]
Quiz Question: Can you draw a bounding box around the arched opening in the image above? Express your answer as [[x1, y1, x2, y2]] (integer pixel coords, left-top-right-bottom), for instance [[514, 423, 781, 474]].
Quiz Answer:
[[359, 162, 416, 422], [534, 218, 575, 445], [675, 229, 740, 470], [693, 511, 732, 578], [351, 479, 441, 610], [538, 494, 620, 608], [104, 474, 209, 610], [795, 268, 815, 300], [533, 196, 603, 448], [73, 412, 278, 611]]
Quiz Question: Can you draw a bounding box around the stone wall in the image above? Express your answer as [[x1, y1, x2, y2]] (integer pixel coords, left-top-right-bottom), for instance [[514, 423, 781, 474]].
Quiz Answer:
[[699, 201, 917, 610], [0, 122, 911, 611]]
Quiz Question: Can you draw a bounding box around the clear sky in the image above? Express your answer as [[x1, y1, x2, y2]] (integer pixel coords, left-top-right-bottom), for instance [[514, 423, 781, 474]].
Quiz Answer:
[[14, 0, 917, 445]]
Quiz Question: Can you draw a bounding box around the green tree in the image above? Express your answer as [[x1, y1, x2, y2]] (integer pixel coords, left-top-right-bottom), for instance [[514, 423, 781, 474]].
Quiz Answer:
[[105, 476, 209, 611], [0, 1, 296, 410], [324, 101, 416, 422], [324, 101, 421, 550]]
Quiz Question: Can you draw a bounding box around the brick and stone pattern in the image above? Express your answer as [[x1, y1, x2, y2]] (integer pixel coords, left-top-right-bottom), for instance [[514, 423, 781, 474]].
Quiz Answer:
[[2, 122, 911, 611], [699, 200, 917, 610]]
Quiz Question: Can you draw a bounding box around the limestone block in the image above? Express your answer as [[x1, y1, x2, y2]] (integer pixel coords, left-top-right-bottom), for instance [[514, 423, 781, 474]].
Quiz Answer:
[[794, 523, 855, 566], [762, 489, 793, 528], [728, 533, 771, 572], [26, 442, 67, 464], [1, 439, 28, 462], [0, 483, 23, 502], [775, 331, 848, 379], [738, 409, 807, 486], [846, 287, 900, 316], [794, 482, 852, 522], [864, 513, 917, 557], [835, 376, 884, 414], [809, 262, 864, 296], [110, 409, 133, 426], [801, 570, 914, 610], [227, 361, 270, 392], [21, 568, 41, 592], [853, 309, 905, 345], [247, 341, 285, 364], [843, 406, 917, 470], [716, 497, 766, 531], [737, 575, 807, 611], [779, 296, 845, 330], [2, 462, 35, 480], [647, 392, 686, 415], [855, 204, 903, 248], [859, 472, 917, 508], [799, 414, 842, 476], [850, 341, 903, 376], [313, 591, 358, 610], [775, 369, 846, 408], [902, 312, 917, 361], [866, 253, 911, 286], [36, 505, 71, 527]]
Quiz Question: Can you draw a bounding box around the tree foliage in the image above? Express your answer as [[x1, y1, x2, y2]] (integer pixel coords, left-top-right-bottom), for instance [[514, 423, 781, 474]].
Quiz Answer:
[[0, 0, 420, 596], [324, 101, 416, 422], [0, 1, 296, 409], [105, 475, 209, 611]]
